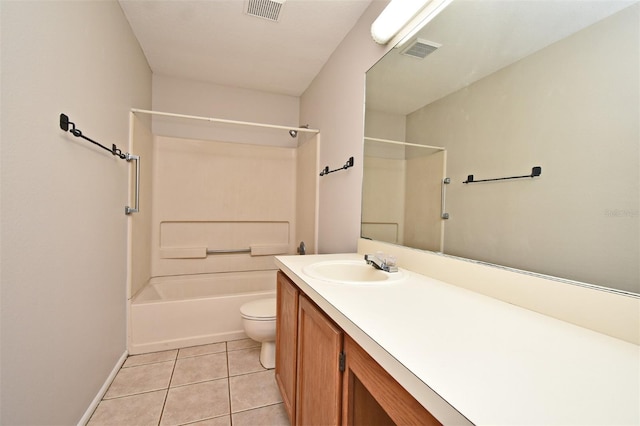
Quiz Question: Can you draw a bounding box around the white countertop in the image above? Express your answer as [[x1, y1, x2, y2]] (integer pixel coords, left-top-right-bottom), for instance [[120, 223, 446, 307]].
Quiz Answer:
[[275, 253, 640, 426]]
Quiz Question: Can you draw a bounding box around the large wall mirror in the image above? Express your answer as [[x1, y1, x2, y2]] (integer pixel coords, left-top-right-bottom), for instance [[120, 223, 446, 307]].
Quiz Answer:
[[363, 0, 639, 294]]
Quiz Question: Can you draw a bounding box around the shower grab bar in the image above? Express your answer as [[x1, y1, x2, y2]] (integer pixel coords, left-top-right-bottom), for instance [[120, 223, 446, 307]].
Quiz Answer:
[[441, 177, 450, 219], [206, 248, 251, 255], [206, 244, 289, 256], [125, 153, 140, 215], [160, 244, 289, 259]]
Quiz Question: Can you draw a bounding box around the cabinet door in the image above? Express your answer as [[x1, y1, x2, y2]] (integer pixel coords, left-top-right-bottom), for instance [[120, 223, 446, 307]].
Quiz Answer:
[[275, 271, 299, 424], [342, 335, 441, 426], [296, 295, 343, 426]]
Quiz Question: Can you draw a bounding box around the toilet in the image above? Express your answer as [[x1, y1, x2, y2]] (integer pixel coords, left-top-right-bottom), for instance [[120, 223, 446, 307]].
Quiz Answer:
[[240, 297, 277, 369]]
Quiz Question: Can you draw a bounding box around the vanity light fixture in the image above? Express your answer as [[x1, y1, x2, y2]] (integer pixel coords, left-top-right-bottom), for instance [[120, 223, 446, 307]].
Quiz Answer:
[[371, 0, 433, 45], [371, 0, 453, 46]]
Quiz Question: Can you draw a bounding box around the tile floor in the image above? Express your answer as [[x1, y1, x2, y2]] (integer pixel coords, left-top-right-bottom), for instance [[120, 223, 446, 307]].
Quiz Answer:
[[87, 339, 290, 426]]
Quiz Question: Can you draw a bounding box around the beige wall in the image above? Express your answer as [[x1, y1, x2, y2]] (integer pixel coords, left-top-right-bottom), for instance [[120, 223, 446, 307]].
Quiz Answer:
[[300, 1, 391, 253], [0, 1, 151, 424], [406, 5, 639, 293], [152, 74, 300, 148], [364, 109, 406, 141]]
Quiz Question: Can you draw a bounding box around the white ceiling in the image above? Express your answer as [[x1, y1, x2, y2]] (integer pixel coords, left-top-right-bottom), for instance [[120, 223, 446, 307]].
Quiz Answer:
[[118, 0, 374, 97]]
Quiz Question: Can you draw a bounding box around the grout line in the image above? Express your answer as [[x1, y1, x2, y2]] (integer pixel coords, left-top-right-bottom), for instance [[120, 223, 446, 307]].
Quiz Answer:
[[176, 351, 227, 360], [156, 350, 178, 426], [100, 388, 168, 401], [232, 401, 285, 415], [165, 376, 229, 390], [229, 369, 271, 379], [121, 359, 176, 369], [176, 342, 229, 360], [226, 342, 234, 426], [122, 349, 180, 368]]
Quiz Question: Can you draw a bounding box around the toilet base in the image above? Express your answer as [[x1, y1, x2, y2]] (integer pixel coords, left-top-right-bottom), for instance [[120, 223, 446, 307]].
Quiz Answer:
[[260, 341, 276, 369]]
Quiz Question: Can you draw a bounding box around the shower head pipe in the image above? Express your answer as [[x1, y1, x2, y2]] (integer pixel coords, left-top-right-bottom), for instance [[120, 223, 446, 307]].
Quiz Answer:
[[289, 124, 310, 138]]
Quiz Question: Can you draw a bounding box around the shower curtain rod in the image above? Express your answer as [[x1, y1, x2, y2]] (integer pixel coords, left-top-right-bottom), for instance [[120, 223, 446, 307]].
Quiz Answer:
[[364, 136, 445, 151], [131, 108, 319, 134]]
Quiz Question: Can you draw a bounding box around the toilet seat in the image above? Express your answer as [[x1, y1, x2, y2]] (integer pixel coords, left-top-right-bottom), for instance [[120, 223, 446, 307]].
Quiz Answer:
[[240, 297, 276, 321]]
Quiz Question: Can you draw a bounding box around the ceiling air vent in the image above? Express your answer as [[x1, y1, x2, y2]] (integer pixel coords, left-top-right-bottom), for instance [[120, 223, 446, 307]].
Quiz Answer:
[[400, 39, 442, 59], [245, 0, 286, 22]]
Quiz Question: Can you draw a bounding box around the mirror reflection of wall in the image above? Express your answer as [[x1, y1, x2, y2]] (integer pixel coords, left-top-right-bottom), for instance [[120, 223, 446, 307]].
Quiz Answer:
[[364, 1, 639, 294]]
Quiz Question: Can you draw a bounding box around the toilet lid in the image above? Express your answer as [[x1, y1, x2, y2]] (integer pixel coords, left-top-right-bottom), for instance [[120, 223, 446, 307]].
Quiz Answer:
[[240, 297, 276, 320]]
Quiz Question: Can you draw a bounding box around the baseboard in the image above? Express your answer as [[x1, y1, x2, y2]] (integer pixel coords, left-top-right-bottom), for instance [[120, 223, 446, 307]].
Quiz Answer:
[[77, 349, 128, 426], [129, 331, 248, 355]]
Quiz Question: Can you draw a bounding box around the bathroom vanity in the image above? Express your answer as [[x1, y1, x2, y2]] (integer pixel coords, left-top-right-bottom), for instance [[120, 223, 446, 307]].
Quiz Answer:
[[275, 269, 439, 425], [274, 253, 639, 425]]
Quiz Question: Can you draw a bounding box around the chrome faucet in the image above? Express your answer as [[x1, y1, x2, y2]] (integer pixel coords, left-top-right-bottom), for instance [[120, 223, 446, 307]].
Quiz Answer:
[[364, 253, 398, 273]]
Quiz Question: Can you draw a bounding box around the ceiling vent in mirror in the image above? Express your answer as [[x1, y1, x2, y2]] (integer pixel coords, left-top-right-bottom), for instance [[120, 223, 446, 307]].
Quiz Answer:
[[400, 39, 441, 59], [245, 0, 286, 22]]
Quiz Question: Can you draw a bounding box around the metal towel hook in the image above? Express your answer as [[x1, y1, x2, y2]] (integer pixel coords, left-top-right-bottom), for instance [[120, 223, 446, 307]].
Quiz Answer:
[[59, 113, 127, 159], [319, 156, 354, 177]]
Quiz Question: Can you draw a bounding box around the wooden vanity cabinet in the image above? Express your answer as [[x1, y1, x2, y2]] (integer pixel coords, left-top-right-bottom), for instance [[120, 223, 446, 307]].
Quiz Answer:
[[296, 295, 343, 425], [275, 271, 299, 423], [342, 335, 441, 426], [276, 270, 439, 426], [276, 271, 343, 425]]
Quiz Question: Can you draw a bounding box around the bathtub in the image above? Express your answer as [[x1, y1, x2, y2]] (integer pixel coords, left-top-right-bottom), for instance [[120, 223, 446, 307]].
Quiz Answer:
[[129, 270, 276, 354]]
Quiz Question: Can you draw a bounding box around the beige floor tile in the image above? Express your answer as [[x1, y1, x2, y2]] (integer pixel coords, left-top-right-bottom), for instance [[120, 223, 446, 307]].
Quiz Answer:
[[171, 352, 228, 387], [123, 349, 178, 368], [229, 370, 282, 413], [228, 347, 266, 376], [160, 379, 230, 426], [232, 403, 290, 426], [227, 338, 260, 351], [178, 342, 226, 358], [189, 415, 231, 426], [88, 390, 166, 426], [105, 361, 174, 399]]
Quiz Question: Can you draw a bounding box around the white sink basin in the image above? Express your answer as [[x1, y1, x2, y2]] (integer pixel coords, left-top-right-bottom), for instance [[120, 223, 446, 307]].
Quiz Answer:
[[302, 260, 404, 284]]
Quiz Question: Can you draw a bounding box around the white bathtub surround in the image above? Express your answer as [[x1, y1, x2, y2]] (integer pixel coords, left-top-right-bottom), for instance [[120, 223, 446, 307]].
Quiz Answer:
[[126, 113, 320, 355], [275, 253, 640, 425], [130, 271, 276, 354]]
